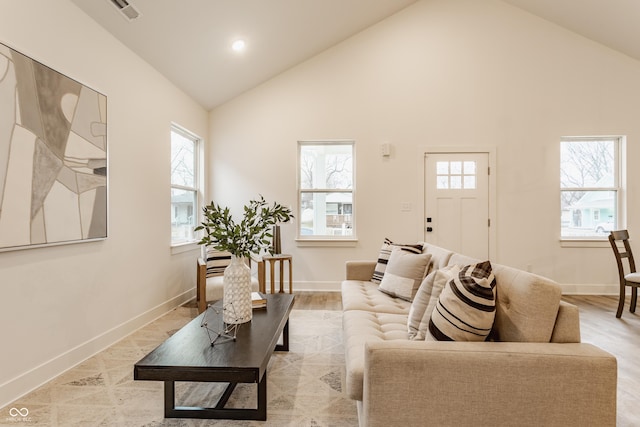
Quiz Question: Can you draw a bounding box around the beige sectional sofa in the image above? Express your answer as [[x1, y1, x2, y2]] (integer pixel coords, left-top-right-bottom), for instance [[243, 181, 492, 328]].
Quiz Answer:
[[341, 242, 618, 427]]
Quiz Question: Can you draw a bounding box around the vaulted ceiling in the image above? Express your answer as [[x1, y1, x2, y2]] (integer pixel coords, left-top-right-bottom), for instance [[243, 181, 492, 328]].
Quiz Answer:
[[72, 0, 640, 111]]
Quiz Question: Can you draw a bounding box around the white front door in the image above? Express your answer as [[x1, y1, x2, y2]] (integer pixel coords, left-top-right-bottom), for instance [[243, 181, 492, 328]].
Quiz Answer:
[[424, 152, 490, 259]]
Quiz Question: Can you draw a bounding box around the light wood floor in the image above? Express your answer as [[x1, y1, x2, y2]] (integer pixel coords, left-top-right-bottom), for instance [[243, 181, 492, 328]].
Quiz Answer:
[[292, 291, 343, 310], [293, 292, 639, 426]]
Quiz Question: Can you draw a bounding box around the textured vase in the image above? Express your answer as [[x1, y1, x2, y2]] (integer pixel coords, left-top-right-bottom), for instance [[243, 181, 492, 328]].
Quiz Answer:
[[223, 255, 253, 324]]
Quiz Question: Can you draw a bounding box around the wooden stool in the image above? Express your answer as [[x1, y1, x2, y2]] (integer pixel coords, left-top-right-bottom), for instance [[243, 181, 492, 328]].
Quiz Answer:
[[263, 254, 293, 294]]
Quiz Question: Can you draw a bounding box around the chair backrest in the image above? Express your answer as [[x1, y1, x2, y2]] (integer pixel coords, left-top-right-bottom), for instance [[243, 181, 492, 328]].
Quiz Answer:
[[608, 230, 636, 278]]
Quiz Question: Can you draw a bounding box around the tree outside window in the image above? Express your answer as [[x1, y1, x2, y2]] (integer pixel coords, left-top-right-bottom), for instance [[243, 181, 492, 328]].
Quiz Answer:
[[560, 137, 621, 239]]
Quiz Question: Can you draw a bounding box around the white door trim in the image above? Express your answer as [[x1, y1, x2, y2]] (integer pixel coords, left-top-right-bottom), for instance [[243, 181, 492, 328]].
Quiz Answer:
[[417, 146, 497, 260]]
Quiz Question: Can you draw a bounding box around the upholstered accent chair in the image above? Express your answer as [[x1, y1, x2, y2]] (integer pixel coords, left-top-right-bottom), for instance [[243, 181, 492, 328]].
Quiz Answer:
[[196, 248, 264, 313]]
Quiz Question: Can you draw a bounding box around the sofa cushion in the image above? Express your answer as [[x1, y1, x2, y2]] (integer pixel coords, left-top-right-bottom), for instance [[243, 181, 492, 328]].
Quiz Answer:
[[342, 280, 410, 314], [343, 310, 409, 400], [491, 263, 562, 342], [407, 264, 460, 340], [428, 261, 497, 341], [378, 250, 431, 301], [372, 238, 423, 284]]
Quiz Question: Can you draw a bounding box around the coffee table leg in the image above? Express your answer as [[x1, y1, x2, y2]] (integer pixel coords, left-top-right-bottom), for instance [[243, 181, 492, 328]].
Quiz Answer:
[[257, 371, 267, 420], [163, 376, 267, 420], [275, 319, 289, 351], [164, 381, 176, 418]]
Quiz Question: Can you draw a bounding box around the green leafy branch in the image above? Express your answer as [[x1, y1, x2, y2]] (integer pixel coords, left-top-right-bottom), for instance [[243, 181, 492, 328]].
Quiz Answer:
[[194, 195, 294, 258]]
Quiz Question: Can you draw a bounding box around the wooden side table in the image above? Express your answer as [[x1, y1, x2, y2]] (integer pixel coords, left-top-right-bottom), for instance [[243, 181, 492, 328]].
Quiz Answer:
[[263, 254, 293, 294]]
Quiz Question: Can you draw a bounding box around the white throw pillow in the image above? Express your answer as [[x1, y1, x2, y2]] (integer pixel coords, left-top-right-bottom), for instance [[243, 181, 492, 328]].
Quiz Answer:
[[408, 264, 460, 340], [372, 238, 424, 284], [378, 250, 431, 302], [427, 261, 497, 342]]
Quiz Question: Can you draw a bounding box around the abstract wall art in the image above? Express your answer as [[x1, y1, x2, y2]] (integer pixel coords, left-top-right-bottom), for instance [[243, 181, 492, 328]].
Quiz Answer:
[[0, 41, 107, 251]]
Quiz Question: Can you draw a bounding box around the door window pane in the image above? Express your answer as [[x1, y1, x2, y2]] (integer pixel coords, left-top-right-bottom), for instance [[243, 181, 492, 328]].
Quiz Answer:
[[436, 160, 477, 190], [464, 161, 476, 175], [464, 175, 476, 189], [437, 175, 449, 189], [437, 161, 449, 175], [450, 161, 462, 174]]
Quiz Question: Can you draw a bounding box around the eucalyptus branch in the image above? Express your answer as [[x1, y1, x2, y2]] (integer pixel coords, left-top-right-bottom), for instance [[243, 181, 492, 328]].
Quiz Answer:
[[194, 195, 294, 258]]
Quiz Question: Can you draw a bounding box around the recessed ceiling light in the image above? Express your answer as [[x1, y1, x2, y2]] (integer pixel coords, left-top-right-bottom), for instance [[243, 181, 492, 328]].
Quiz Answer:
[[231, 39, 246, 52]]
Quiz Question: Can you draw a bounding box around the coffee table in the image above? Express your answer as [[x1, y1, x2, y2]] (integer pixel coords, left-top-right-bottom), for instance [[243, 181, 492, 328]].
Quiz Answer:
[[134, 293, 295, 420]]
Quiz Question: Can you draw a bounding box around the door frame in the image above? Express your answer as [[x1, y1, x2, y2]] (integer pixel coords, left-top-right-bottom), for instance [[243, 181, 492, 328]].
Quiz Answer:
[[418, 146, 497, 261]]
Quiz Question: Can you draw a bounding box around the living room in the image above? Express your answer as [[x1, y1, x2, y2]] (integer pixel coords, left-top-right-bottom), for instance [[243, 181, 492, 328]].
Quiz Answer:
[[1, 0, 639, 425]]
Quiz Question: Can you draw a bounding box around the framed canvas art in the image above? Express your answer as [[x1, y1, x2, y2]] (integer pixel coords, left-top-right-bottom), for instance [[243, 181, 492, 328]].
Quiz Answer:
[[0, 42, 107, 251]]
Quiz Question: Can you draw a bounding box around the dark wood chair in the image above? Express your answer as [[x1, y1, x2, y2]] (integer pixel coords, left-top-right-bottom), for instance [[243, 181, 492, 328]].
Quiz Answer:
[[608, 230, 640, 318]]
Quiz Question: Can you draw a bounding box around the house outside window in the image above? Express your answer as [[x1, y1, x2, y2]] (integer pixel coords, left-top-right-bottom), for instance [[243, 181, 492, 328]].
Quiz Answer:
[[171, 125, 200, 245], [560, 136, 623, 239], [298, 141, 355, 239]]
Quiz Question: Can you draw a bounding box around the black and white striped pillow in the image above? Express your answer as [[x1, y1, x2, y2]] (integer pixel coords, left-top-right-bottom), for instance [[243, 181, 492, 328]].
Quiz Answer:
[[428, 261, 497, 341], [202, 246, 232, 276], [371, 238, 424, 284]]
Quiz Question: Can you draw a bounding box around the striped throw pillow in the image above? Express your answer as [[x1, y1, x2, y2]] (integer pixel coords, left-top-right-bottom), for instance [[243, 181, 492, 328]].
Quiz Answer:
[[428, 261, 497, 341], [202, 246, 232, 276], [371, 238, 424, 284], [407, 264, 461, 340]]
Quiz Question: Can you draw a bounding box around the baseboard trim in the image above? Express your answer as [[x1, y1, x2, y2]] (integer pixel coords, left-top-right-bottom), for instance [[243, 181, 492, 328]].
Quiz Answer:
[[0, 289, 194, 410], [291, 281, 341, 292], [560, 283, 619, 295]]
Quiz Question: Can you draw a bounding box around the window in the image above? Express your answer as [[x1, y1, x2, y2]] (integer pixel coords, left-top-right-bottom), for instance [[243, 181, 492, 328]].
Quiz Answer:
[[298, 141, 355, 239], [560, 137, 623, 239], [171, 125, 200, 245], [436, 160, 477, 189]]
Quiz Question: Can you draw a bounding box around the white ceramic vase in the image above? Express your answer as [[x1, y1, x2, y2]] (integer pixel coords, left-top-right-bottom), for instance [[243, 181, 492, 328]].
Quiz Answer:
[[223, 255, 253, 324]]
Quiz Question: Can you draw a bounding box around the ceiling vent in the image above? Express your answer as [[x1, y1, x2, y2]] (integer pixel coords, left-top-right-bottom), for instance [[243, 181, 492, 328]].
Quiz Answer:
[[108, 0, 141, 21]]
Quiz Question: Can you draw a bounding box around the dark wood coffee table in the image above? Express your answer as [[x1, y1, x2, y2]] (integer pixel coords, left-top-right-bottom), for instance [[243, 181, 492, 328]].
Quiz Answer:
[[134, 293, 294, 420]]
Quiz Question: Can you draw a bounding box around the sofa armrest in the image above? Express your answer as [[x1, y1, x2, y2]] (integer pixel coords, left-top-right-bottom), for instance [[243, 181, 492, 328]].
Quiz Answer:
[[550, 300, 581, 343], [362, 341, 617, 427], [346, 261, 376, 281]]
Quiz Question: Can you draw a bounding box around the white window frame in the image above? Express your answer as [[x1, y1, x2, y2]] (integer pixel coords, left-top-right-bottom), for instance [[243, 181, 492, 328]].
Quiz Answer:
[[560, 136, 625, 245], [296, 140, 356, 245], [170, 124, 201, 247]]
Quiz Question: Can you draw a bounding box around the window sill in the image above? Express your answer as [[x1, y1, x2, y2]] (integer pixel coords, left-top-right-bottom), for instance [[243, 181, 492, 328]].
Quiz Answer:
[[295, 238, 358, 248], [559, 239, 610, 248], [171, 241, 200, 254]]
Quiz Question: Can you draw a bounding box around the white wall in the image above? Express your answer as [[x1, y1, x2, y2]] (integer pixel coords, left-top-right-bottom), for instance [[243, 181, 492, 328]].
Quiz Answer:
[[0, 0, 207, 407], [209, 0, 640, 292]]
